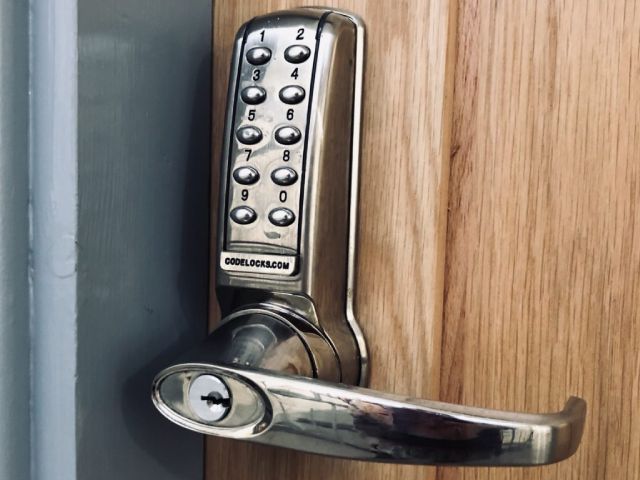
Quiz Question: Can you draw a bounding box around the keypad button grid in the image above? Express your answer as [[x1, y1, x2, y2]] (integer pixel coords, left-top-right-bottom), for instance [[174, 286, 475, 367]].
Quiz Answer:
[[224, 18, 318, 254]]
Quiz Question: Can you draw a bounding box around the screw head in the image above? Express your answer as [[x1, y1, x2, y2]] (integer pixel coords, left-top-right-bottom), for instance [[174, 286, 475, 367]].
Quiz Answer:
[[188, 375, 231, 422]]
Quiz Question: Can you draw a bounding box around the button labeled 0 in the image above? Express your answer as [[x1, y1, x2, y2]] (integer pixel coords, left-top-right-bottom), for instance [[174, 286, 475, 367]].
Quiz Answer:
[[271, 167, 298, 186]]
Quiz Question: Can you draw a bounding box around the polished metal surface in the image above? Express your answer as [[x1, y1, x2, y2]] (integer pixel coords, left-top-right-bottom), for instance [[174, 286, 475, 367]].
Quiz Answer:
[[167, 307, 340, 380], [246, 46, 271, 65], [230, 206, 257, 225], [268, 207, 296, 226], [328, 9, 369, 386], [233, 166, 260, 185], [202, 309, 316, 376], [278, 85, 305, 104], [240, 86, 267, 104], [271, 166, 298, 185], [235, 125, 262, 144], [154, 362, 586, 466], [296, 10, 364, 383], [284, 44, 311, 63]]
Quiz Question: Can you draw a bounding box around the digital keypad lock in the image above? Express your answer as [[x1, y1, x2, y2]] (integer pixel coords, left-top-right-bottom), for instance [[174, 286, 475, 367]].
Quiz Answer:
[[152, 8, 586, 466], [215, 8, 367, 385], [219, 9, 359, 273]]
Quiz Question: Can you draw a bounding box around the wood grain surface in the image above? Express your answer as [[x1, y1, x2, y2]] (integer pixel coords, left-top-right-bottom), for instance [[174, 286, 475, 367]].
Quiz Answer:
[[208, 0, 640, 479], [441, 0, 640, 479]]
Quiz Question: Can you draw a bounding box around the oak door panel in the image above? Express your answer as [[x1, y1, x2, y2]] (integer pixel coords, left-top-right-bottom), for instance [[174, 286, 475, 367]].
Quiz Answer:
[[440, 0, 640, 479], [208, 1, 456, 479], [208, 0, 640, 479]]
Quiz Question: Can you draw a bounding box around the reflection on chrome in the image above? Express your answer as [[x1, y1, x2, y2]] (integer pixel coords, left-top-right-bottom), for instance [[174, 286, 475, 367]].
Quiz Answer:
[[153, 362, 585, 466]]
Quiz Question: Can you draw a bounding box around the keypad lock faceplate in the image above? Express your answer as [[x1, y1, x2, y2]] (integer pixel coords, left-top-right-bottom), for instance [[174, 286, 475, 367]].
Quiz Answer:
[[215, 8, 367, 385], [224, 15, 318, 257]]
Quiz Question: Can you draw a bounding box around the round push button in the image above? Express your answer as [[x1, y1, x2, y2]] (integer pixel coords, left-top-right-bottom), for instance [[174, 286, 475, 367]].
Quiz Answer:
[[236, 126, 262, 145], [230, 206, 257, 225], [233, 166, 260, 185], [279, 85, 305, 105], [284, 45, 311, 63], [246, 47, 271, 65], [274, 126, 301, 145], [268, 208, 296, 227], [271, 167, 298, 186], [241, 86, 266, 105]]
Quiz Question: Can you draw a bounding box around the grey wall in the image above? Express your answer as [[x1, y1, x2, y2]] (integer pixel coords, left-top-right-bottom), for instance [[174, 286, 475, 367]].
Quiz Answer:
[[76, 1, 211, 479], [25, 0, 212, 479], [0, 0, 30, 478]]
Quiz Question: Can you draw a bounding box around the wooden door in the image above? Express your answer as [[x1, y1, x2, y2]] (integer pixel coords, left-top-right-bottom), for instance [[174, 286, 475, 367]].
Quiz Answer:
[[208, 1, 640, 479]]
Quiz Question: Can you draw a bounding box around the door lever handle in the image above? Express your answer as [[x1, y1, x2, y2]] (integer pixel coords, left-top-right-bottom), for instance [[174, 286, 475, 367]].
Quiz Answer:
[[153, 309, 585, 467], [153, 361, 585, 466]]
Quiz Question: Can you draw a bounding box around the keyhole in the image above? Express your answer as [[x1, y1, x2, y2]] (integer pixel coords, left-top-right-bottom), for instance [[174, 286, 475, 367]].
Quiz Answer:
[[188, 375, 231, 422], [201, 392, 231, 408]]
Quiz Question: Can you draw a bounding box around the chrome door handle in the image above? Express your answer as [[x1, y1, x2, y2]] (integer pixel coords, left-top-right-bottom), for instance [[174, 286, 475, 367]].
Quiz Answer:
[[153, 309, 585, 466], [152, 7, 586, 466], [154, 362, 585, 466]]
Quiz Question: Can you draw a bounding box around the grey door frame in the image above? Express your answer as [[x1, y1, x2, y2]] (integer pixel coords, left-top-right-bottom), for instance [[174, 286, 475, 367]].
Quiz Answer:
[[1, 1, 211, 478]]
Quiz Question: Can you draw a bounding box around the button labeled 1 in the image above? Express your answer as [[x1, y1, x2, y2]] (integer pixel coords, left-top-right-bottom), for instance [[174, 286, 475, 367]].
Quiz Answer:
[[246, 47, 271, 65]]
